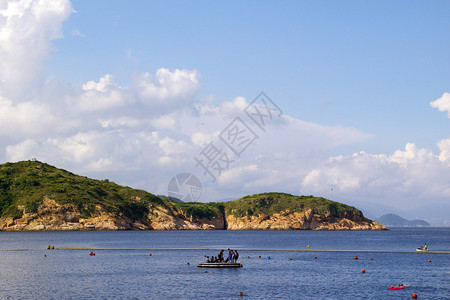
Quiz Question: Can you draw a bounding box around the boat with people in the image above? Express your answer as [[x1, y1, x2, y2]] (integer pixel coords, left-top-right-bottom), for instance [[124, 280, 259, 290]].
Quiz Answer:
[[197, 262, 243, 268], [197, 248, 242, 268]]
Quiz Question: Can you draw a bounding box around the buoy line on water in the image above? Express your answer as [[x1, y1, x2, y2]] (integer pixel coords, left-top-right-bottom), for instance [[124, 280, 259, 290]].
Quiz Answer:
[[2, 248, 449, 254]]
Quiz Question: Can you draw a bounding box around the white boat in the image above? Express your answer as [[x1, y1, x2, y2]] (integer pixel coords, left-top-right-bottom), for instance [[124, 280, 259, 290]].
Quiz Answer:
[[416, 247, 428, 252], [197, 262, 243, 268]]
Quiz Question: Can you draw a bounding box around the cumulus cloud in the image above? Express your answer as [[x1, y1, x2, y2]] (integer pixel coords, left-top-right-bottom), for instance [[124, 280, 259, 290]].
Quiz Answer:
[[438, 138, 450, 165], [0, 95, 63, 137], [71, 74, 135, 111], [0, 0, 72, 100], [300, 143, 450, 205], [133, 68, 200, 108], [430, 92, 450, 118]]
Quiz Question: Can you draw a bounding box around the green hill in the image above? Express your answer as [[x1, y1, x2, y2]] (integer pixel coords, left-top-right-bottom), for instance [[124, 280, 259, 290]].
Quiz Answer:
[[376, 214, 430, 227], [0, 160, 167, 221], [225, 192, 363, 219]]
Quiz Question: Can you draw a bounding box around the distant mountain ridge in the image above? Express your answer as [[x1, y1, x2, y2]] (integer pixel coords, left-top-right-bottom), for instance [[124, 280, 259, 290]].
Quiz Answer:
[[376, 213, 430, 227]]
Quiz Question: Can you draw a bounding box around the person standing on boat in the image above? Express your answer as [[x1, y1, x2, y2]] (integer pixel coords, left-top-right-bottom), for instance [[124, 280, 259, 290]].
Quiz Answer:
[[218, 250, 224, 262], [233, 250, 239, 263], [424, 243, 428, 250], [226, 249, 233, 262]]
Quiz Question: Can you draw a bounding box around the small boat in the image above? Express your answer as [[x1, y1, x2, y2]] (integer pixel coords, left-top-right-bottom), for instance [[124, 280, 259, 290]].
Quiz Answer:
[[416, 247, 428, 252], [389, 285, 405, 290], [197, 262, 243, 268]]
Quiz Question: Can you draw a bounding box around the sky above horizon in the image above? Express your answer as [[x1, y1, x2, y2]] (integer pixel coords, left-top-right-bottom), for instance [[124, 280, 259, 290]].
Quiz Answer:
[[1, 0, 449, 221]]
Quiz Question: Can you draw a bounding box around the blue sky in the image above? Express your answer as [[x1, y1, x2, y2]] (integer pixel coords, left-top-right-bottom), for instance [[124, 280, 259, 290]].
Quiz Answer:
[[1, 0, 449, 224], [50, 1, 450, 153]]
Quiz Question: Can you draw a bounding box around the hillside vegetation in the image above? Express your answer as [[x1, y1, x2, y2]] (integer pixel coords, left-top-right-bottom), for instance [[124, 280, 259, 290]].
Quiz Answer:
[[0, 160, 166, 222], [225, 192, 363, 219]]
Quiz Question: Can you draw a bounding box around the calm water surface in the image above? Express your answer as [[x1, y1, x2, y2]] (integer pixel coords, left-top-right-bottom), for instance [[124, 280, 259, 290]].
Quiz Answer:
[[0, 228, 449, 299]]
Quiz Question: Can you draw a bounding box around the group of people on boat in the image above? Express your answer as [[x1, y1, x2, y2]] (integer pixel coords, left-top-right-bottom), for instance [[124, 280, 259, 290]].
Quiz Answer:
[[206, 249, 239, 263]]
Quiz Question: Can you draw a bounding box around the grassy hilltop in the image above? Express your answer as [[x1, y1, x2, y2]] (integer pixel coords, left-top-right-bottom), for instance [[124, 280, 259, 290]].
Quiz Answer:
[[0, 160, 166, 221]]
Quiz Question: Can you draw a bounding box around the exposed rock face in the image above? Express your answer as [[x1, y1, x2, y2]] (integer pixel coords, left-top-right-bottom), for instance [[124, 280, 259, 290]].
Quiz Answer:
[[0, 197, 225, 231], [226, 209, 386, 230], [0, 198, 384, 231], [148, 206, 225, 230]]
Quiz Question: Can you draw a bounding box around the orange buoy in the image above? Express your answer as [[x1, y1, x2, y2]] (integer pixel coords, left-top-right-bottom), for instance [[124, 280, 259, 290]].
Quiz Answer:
[[361, 269, 365, 273], [428, 259, 431, 262], [314, 256, 318, 259], [44, 254, 46, 257], [370, 257, 373, 260], [354, 255, 359, 260], [239, 292, 244, 296], [149, 253, 152, 256], [259, 255, 261, 258], [412, 293, 418, 298]]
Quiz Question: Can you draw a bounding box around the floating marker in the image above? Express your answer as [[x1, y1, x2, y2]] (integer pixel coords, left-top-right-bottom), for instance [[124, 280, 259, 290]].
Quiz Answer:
[[412, 293, 418, 299], [44, 254, 46, 257], [428, 259, 431, 262], [239, 292, 244, 296], [370, 257, 373, 260], [361, 269, 365, 273], [314, 256, 317, 259], [354, 255, 359, 260], [149, 253, 152, 256]]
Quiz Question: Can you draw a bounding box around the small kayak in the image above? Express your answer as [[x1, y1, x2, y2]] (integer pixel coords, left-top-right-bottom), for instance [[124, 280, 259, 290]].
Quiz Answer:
[[197, 262, 243, 268], [389, 286, 405, 290]]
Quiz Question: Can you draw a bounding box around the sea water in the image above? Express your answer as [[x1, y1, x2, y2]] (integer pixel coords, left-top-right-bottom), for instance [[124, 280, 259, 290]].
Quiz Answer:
[[0, 228, 448, 299]]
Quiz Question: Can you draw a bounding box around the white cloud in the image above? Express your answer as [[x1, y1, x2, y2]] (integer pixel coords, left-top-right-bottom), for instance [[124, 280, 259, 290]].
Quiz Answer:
[[430, 92, 450, 118], [5, 139, 39, 162], [300, 143, 450, 205], [70, 28, 84, 38], [72, 74, 134, 111], [437, 138, 450, 165], [0, 0, 72, 100], [0, 96, 63, 137], [134, 68, 200, 108], [152, 114, 176, 129]]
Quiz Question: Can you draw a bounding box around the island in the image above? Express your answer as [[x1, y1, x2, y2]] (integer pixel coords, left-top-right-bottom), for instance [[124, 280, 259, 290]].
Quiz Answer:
[[0, 160, 386, 231], [376, 213, 430, 227]]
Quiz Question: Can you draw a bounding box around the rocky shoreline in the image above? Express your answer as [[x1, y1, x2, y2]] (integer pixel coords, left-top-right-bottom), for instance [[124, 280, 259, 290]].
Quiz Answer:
[[0, 197, 386, 231]]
